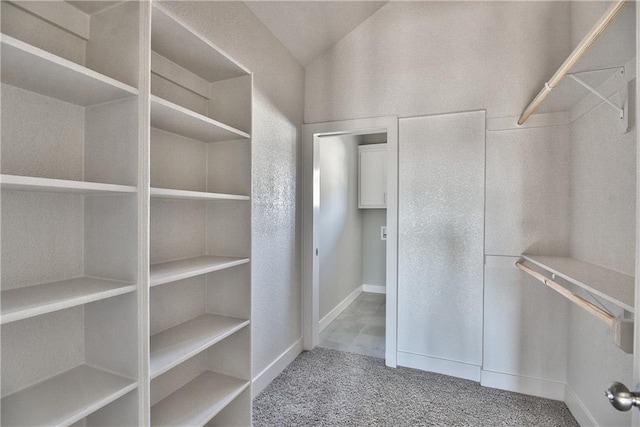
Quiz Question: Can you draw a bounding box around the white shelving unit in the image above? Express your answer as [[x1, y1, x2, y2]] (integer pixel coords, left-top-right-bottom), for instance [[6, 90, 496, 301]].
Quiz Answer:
[[2, 0, 252, 424], [147, 4, 253, 425]]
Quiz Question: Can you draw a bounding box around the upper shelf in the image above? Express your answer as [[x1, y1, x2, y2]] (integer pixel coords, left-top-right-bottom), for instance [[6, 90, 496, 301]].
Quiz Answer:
[[151, 187, 249, 201], [151, 5, 250, 83], [1, 174, 137, 195], [1, 276, 136, 325], [1, 35, 138, 106], [521, 255, 634, 313], [151, 96, 250, 143], [150, 256, 250, 287]]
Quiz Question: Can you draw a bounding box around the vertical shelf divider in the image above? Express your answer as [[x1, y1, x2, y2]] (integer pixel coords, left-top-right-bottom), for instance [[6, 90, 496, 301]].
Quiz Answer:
[[138, 1, 152, 425]]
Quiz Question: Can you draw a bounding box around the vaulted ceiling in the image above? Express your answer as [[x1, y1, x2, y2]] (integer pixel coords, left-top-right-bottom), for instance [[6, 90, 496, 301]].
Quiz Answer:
[[244, 1, 388, 66]]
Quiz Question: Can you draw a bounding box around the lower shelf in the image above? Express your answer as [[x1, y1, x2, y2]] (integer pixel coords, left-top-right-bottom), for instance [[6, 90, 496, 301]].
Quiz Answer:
[[1, 364, 137, 427], [1, 276, 137, 324], [151, 371, 249, 427], [150, 314, 249, 379]]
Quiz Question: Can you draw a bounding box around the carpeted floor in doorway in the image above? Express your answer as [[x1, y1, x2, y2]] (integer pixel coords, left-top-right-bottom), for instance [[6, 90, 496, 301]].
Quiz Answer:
[[253, 347, 579, 426]]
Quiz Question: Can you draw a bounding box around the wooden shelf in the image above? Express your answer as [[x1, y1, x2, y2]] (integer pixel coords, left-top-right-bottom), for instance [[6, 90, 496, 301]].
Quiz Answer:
[[1, 277, 136, 325], [1, 174, 137, 195], [151, 371, 249, 426], [151, 96, 249, 143], [1, 35, 138, 106], [150, 314, 249, 378], [151, 6, 249, 83], [151, 187, 249, 202], [522, 255, 635, 312], [150, 256, 250, 287], [1, 364, 137, 427]]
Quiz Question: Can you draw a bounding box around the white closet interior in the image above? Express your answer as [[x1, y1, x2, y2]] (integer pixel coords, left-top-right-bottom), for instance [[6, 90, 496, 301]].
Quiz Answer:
[[0, 1, 252, 425]]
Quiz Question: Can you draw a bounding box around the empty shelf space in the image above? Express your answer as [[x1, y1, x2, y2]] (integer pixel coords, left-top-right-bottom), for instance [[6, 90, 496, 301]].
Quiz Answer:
[[150, 256, 250, 287], [151, 96, 249, 143], [1, 364, 137, 427], [1, 35, 138, 106], [150, 314, 249, 378], [1, 277, 136, 325], [151, 6, 249, 83], [151, 187, 249, 201], [0, 174, 137, 195], [151, 371, 249, 427], [522, 255, 635, 312]]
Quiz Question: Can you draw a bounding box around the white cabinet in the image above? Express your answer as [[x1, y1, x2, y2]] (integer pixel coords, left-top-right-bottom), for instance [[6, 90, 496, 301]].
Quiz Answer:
[[1, 2, 252, 425], [359, 144, 387, 208]]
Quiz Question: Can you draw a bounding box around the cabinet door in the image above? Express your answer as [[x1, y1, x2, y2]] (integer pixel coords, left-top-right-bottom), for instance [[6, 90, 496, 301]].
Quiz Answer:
[[359, 144, 387, 208]]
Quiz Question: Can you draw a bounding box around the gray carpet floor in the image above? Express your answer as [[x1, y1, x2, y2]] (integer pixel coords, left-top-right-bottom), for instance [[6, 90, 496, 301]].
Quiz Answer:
[[253, 348, 579, 426]]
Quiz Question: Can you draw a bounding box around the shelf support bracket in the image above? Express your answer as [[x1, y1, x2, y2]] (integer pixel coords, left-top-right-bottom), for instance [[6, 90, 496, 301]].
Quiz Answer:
[[567, 71, 625, 120]]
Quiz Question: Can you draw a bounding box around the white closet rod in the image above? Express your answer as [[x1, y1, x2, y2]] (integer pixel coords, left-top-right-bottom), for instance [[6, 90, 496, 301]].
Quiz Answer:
[[515, 261, 614, 326], [517, 0, 629, 125]]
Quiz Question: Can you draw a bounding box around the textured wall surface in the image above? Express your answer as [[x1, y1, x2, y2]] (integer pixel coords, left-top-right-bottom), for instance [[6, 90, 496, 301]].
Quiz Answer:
[[157, 1, 305, 377], [566, 66, 636, 427], [318, 135, 363, 319], [305, 1, 570, 123], [362, 209, 386, 288], [485, 126, 571, 257], [398, 111, 485, 366]]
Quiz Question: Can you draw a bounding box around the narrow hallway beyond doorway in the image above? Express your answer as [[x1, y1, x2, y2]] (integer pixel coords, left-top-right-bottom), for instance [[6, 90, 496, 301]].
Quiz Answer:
[[319, 292, 385, 359]]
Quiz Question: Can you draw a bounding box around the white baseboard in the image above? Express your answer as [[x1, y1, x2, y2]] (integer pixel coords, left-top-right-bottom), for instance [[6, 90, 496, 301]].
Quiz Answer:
[[564, 384, 598, 427], [319, 286, 363, 332], [362, 284, 386, 294], [252, 338, 303, 398], [397, 351, 481, 381], [480, 370, 565, 401]]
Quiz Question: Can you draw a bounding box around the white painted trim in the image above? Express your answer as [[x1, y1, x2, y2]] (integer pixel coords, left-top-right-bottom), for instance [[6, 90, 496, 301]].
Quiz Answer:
[[397, 351, 481, 382], [362, 284, 386, 294], [303, 116, 399, 369], [151, 51, 210, 98], [252, 339, 303, 399], [319, 286, 363, 332], [480, 370, 565, 401], [565, 384, 598, 427]]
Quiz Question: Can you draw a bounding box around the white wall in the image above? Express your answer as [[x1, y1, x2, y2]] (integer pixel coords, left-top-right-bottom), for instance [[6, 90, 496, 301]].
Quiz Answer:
[[318, 134, 363, 319], [397, 111, 485, 379], [362, 209, 386, 289], [305, 0, 572, 381], [157, 1, 305, 382], [565, 65, 636, 427], [483, 123, 572, 399], [305, 1, 570, 123], [304, 1, 637, 421]]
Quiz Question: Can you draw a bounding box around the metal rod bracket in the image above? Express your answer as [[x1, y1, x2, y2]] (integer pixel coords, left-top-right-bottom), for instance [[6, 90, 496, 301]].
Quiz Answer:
[[567, 72, 625, 120]]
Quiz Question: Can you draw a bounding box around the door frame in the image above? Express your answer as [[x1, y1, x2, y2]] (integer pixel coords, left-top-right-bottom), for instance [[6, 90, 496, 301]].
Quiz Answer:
[[302, 116, 399, 367], [633, 4, 640, 426]]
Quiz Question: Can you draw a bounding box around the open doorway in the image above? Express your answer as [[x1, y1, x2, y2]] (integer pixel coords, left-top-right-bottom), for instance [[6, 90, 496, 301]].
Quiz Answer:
[[303, 117, 398, 367], [316, 133, 387, 358]]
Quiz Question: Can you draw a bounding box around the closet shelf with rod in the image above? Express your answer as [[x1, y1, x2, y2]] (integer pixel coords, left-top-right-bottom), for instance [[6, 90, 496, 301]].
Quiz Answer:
[[517, 0, 629, 126], [516, 255, 634, 353]]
